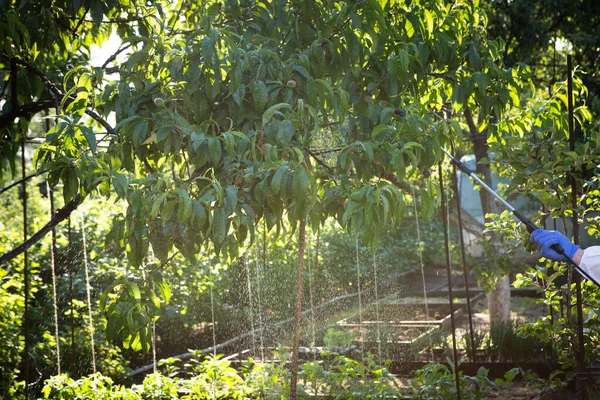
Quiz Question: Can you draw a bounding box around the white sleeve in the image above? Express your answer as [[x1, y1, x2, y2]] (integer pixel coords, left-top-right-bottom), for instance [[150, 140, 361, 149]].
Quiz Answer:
[[579, 246, 600, 285]]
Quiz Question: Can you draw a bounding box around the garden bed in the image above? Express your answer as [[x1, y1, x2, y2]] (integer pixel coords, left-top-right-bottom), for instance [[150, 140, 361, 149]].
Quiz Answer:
[[336, 294, 484, 332]]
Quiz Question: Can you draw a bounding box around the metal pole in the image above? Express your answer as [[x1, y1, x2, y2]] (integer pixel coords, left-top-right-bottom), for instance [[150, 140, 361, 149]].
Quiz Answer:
[[568, 55, 587, 399], [438, 164, 461, 400], [451, 155, 477, 366]]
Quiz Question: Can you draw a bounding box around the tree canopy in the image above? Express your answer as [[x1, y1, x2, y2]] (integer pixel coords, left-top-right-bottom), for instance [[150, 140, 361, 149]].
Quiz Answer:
[[2, 0, 597, 353]]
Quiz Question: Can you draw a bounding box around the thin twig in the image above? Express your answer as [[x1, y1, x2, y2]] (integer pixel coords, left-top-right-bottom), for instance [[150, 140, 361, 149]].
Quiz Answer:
[[0, 100, 55, 130], [71, 7, 90, 37], [0, 170, 48, 195], [308, 147, 343, 155], [305, 148, 335, 175], [101, 44, 132, 69]]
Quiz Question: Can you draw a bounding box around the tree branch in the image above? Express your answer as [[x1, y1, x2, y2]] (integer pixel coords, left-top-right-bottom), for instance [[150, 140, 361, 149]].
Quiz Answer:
[[463, 104, 479, 136], [305, 148, 335, 175], [0, 100, 55, 130], [0, 170, 47, 195], [308, 147, 343, 155], [71, 7, 90, 37], [426, 72, 456, 84], [0, 195, 82, 266], [101, 44, 132, 69], [382, 172, 413, 193], [5, 55, 118, 137]]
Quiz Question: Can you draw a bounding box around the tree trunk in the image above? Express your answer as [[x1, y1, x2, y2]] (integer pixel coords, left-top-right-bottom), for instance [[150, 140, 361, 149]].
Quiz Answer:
[[470, 118, 511, 324]]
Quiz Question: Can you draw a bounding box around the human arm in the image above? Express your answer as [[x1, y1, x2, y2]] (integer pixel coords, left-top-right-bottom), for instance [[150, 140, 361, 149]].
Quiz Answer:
[[531, 229, 600, 284], [530, 229, 580, 262]]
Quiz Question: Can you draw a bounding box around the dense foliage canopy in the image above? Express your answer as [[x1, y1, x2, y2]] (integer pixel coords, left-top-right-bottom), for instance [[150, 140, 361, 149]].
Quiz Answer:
[[2, 0, 600, 398]]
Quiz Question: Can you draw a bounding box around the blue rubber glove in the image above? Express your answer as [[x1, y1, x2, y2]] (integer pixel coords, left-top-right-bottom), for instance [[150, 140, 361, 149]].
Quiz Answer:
[[530, 229, 579, 262]]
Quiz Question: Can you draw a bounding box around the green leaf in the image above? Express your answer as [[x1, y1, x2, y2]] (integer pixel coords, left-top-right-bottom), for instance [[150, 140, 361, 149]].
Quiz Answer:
[[468, 43, 481, 70], [208, 137, 222, 165], [271, 165, 289, 195], [225, 185, 238, 211], [398, 50, 409, 71], [156, 281, 171, 304], [79, 126, 97, 153], [212, 207, 227, 247], [63, 168, 79, 203], [254, 180, 266, 205], [391, 149, 405, 181], [113, 172, 128, 199], [262, 103, 292, 126], [177, 194, 193, 223], [371, 124, 394, 138], [315, 79, 334, 101], [192, 200, 207, 227], [151, 192, 168, 218], [293, 65, 311, 80], [90, 1, 104, 25], [292, 166, 309, 202], [252, 80, 269, 111], [132, 120, 149, 148], [126, 281, 141, 301], [424, 9, 434, 36], [277, 120, 294, 147], [306, 80, 318, 106]]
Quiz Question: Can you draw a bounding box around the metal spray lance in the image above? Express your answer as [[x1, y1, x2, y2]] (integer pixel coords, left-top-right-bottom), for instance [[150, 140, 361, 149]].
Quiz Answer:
[[440, 147, 600, 288]]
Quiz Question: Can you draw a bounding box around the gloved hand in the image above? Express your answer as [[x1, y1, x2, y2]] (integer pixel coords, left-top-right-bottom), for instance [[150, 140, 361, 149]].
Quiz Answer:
[[530, 229, 580, 262]]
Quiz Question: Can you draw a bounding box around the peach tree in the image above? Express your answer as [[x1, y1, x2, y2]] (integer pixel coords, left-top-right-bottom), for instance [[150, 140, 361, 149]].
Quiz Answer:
[[1, 0, 531, 354]]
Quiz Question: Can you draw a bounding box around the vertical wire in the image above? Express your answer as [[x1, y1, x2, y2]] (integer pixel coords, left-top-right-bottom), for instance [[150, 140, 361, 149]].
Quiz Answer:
[[150, 266, 157, 374], [372, 252, 382, 363], [451, 153, 477, 366], [307, 233, 316, 360], [355, 234, 364, 361], [289, 219, 307, 400], [80, 217, 96, 374], [47, 182, 61, 375], [68, 217, 76, 376], [245, 253, 257, 356], [209, 282, 216, 400], [210, 283, 217, 358], [257, 224, 266, 360], [438, 164, 461, 400], [152, 321, 157, 374], [412, 186, 433, 361]]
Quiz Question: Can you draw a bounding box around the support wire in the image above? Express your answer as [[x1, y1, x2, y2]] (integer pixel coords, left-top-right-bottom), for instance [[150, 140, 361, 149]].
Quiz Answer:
[[412, 186, 434, 361], [47, 182, 61, 374], [355, 234, 364, 361], [81, 217, 97, 374]]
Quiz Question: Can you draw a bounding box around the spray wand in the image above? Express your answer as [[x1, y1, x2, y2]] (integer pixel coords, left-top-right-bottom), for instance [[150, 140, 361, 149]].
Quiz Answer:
[[440, 147, 600, 288]]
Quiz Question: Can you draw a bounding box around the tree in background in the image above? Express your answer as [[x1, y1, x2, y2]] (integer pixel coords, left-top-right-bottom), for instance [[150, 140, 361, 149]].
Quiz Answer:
[[485, 0, 600, 112]]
